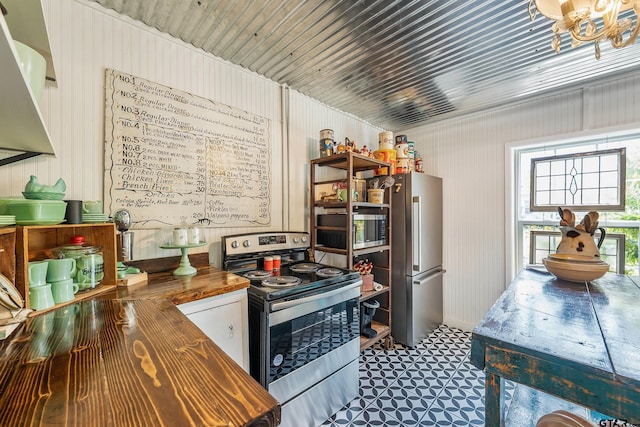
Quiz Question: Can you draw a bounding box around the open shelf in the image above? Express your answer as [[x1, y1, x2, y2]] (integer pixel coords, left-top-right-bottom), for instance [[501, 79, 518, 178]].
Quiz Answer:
[[360, 283, 389, 301], [15, 223, 118, 311], [311, 151, 393, 352], [311, 152, 390, 172], [359, 320, 392, 351], [314, 201, 391, 209]]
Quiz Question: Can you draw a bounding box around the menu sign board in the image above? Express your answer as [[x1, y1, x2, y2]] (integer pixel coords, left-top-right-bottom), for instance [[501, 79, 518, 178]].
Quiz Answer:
[[104, 69, 271, 228]]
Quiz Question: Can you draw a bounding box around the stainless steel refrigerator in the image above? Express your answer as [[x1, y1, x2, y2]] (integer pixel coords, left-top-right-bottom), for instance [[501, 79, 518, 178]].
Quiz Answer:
[[391, 172, 444, 347]]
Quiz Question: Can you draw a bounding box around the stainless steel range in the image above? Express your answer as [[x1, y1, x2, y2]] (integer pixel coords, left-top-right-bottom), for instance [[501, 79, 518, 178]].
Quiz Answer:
[[222, 231, 360, 427]]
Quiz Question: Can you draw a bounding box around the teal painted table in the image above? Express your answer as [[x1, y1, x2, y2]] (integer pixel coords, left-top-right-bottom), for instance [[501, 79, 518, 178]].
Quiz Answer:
[[470, 270, 640, 426]]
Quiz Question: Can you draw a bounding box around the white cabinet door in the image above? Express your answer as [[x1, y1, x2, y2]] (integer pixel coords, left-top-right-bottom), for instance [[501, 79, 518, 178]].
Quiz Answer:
[[178, 289, 249, 371]]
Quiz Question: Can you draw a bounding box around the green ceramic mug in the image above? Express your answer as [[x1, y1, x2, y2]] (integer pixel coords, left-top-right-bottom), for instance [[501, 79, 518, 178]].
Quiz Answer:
[[45, 258, 76, 282], [29, 283, 55, 311], [28, 260, 49, 287], [51, 279, 79, 304], [82, 200, 103, 214]]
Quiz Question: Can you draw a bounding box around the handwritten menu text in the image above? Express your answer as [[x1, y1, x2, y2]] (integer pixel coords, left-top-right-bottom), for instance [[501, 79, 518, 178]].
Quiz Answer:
[[103, 69, 271, 228]]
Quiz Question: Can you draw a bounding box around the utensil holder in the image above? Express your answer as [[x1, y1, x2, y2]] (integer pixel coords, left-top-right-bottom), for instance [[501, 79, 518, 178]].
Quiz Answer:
[[367, 189, 384, 204]]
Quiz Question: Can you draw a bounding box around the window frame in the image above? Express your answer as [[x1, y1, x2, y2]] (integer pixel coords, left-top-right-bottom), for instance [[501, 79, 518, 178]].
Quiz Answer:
[[512, 135, 639, 278], [529, 147, 626, 212], [528, 230, 627, 273]]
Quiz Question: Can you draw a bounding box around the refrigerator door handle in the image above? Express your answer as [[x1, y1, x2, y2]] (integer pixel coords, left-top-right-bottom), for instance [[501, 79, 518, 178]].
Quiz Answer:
[[412, 196, 421, 271], [413, 269, 446, 285]]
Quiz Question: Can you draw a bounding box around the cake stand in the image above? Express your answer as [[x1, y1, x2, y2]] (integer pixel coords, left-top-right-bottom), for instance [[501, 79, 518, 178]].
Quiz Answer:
[[160, 242, 207, 276]]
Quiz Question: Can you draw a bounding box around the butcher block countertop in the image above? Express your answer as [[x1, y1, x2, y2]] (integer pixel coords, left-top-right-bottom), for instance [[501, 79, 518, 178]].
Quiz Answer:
[[0, 266, 281, 427], [106, 265, 251, 303]]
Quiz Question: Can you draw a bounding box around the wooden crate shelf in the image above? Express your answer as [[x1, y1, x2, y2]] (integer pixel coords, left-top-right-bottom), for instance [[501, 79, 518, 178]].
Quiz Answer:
[[15, 223, 118, 310], [0, 227, 16, 285]]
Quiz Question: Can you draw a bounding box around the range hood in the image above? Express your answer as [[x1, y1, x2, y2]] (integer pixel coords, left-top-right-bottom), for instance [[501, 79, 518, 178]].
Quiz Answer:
[[0, 0, 57, 165]]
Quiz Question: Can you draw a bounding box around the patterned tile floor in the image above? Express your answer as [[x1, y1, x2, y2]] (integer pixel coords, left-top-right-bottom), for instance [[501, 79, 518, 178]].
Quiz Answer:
[[319, 325, 627, 427], [320, 325, 513, 427]]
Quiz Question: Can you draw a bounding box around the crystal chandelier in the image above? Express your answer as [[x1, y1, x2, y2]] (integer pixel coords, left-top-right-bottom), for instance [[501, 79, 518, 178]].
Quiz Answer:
[[529, 0, 640, 59]]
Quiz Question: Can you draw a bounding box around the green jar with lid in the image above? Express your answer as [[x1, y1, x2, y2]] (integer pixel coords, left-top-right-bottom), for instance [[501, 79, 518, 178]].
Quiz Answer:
[[53, 235, 104, 290]]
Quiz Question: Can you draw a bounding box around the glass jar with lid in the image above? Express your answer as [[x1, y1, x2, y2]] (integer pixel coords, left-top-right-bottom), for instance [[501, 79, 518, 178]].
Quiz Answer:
[[53, 235, 104, 290]]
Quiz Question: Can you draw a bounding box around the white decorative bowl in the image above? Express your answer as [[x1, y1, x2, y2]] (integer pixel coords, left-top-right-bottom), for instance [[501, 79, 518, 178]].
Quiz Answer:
[[542, 257, 609, 282]]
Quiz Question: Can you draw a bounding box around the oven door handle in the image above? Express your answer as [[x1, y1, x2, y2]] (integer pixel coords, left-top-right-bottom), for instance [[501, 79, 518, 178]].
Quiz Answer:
[[270, 280, 362, 312]]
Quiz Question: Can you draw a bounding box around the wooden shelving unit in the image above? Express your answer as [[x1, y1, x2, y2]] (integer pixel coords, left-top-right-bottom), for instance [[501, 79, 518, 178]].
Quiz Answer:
[[0, 227, 16, 284], [310, 152, 394, 351], [15, 223, 118, 312]]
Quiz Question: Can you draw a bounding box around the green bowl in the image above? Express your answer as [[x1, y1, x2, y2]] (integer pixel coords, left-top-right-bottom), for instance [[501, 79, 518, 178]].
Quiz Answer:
[[7, 200, 67, 224], [0, 198, 23, 215]]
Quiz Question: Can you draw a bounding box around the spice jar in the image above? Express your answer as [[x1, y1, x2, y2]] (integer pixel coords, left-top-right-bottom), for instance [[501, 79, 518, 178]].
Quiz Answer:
[[53, 235, 104, 290]]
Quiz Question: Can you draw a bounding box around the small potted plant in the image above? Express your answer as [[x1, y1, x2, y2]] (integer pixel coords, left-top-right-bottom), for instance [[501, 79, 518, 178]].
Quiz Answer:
[[354, 259, 374, 291]]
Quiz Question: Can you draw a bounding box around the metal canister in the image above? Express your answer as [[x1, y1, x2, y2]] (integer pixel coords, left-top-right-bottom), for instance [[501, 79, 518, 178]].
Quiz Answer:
[[319, 129, 335, 157], [320, 129, 334, 140], [395, 134, 408, 144], [414, 151, 424, 173], [396, 158, 410, 174], [407, 141, 415, 159], [373, 149, 397, 175], [395, 143, 409, 159], [319, 138, 334, 157], [378, 131, 394, 151]]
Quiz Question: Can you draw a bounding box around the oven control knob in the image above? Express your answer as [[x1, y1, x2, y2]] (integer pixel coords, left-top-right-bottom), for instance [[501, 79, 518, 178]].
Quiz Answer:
[[243, 240, 251, 248], [301, 236, 308, 243], [230, 240, 239, 249], [293, 237, 299, 243]]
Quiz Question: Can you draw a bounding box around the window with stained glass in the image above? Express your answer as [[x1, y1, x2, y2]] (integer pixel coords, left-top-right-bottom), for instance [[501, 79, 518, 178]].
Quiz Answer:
[[530, 148, 626, 212]]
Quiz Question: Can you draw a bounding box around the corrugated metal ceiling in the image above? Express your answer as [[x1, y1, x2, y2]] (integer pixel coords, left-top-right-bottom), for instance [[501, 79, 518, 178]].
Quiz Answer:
[[88, 0, 640, 131]]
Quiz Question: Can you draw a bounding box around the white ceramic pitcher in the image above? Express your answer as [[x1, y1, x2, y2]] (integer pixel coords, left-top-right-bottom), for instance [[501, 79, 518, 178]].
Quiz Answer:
[[556, 226, 606, 258]]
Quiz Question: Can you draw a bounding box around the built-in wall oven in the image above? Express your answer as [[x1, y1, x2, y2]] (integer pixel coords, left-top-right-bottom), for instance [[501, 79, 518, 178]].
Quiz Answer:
[[222, 231, 360, 427]]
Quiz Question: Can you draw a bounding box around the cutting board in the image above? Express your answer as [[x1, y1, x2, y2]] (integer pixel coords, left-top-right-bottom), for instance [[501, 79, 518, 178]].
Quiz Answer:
[[117, 272, 148, 287]]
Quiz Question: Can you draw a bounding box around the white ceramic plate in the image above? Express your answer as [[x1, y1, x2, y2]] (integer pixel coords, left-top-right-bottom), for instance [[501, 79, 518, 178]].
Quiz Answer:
[[15, 219, 65, 225], [0, 273, 23, 310]]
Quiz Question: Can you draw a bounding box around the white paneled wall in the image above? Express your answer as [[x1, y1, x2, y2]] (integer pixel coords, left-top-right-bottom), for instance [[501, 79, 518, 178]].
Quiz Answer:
[[6, 0, 640, 330], [287, 90, 382, 233], [403, 77, 640, 331], [0, 0, 381, 267]]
